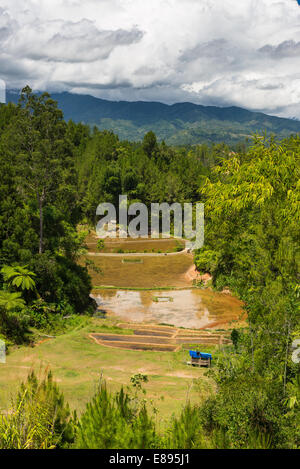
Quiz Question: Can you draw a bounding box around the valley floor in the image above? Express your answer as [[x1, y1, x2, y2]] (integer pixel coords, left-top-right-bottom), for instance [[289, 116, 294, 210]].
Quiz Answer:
[[0, 317, 216, 421], [0, 235, 246, 421]]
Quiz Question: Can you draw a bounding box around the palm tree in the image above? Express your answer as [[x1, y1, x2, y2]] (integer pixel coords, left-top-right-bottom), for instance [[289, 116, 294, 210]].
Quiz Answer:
[[0, 291, 26, 311], [1, 265, 36, 292]]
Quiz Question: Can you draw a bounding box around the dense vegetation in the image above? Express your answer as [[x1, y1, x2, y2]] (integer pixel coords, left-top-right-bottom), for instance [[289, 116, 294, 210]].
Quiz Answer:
[[0, 88, 299, 449], [0, 87, 94, 344], [194, 136, 300, 447]]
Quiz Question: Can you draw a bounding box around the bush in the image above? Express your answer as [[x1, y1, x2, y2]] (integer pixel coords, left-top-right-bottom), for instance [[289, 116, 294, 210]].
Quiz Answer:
[[97, 239, 105, 251], [194, 249, 220, 274], [162, 404, 210, 449], [29, 253, 95, 314], [199, 371, 299, 449], [76, 383, 157, 449], [0, 371, 75, 449], [0, 309, 30, 345]]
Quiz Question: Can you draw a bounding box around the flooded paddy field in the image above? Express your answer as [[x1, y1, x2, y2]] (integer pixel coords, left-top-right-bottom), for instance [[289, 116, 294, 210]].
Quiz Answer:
[[91, 288, 245, 330]]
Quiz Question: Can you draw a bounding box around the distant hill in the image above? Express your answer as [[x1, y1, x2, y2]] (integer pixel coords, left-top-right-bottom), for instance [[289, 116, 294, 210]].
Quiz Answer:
[[6, 90, 300, 145]]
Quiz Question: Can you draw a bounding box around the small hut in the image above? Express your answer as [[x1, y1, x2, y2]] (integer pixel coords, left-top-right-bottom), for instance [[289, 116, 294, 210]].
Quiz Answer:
[[187, 350, 212, 367]]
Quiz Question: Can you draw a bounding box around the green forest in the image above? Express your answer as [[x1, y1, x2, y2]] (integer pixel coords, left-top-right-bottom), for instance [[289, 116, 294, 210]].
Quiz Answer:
[[0, 87, 299, 449]]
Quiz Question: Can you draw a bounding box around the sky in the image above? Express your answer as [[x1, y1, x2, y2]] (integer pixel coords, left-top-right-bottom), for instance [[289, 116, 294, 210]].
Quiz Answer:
[[1, 0, 300, 117]]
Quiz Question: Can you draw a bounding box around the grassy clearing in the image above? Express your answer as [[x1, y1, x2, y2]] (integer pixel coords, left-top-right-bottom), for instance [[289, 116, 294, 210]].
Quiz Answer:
[[0, 317, 215, 422]]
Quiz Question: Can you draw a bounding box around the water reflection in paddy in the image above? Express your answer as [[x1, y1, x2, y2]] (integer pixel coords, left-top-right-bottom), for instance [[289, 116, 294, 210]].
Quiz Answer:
[[92, 289, 245, 329]]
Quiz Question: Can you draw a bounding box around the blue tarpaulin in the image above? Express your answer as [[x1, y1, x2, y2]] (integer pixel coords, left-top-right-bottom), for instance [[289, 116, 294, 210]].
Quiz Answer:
[[189, 350, 212, 360]]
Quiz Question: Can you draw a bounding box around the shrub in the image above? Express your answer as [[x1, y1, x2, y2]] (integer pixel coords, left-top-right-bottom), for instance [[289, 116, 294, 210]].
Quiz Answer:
[[76, 383, 157, 449], [29, 253, 95, 314], [0, 371, 75, 449], [162, 404, 210, 449]]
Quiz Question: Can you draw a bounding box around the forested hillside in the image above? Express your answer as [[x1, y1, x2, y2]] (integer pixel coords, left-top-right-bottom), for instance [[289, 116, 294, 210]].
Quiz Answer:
[[7, 90, 300, 146]]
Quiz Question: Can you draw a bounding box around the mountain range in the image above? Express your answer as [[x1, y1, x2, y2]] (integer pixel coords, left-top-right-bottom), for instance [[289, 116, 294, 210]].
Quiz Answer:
[[6, 90, 300, 146]]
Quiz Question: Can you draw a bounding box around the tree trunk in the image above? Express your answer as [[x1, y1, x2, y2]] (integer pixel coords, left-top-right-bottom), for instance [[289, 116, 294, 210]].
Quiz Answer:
[[37, 192, 44, 254]]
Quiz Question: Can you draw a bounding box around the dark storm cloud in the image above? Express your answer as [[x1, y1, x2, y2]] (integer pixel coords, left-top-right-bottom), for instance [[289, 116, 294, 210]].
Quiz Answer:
[[259, 40, 300, 58]]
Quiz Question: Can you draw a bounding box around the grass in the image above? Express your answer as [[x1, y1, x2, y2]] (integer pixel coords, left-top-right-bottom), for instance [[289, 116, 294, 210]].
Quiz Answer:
[[92, 286, 195, 291], [81, 253, 193, 288], [85, 233, 185, 254], [0, 317, 215, 421], [152, 296, 174, 303], [122, 258, 143, 264]]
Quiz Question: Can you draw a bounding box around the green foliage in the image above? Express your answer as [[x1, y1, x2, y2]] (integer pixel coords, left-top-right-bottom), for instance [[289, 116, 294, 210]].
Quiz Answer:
[[162, 404, 210, 449], [1, 265, 36, 291], [0, 90, 299, 448], [76, 383, 156, 449], [194, 249, 220, 274], [0, 291, 25, 311], [96, 239, 105, 251], [0, 90, 94, 344], [130, 373, 148, 392], [28, 253, 95, 315], [231, 329, 240, 352], [23, 298, 66, 332], [77, 129, 209, 225], [0, 371, 75, 449], [200, 363, 299, 448], [142, 131, 159, 158], [192, 136, 300, 448]]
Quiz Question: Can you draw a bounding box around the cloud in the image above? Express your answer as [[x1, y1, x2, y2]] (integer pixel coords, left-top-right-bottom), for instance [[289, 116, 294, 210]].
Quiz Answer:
[[7, 19, 144, 63], [259, 40, 300, 58], [0, 79, 5, 103], [1, 0, 300, 117]]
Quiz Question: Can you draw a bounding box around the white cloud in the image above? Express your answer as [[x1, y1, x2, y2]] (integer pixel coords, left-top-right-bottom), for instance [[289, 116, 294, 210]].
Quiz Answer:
[[1, 0, 300, 117]]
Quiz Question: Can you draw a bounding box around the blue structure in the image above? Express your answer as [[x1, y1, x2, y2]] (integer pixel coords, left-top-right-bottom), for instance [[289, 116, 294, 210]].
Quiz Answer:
[[189, 350, 212, 361]]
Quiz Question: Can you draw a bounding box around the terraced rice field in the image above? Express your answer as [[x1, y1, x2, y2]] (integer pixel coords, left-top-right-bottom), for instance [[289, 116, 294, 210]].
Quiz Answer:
[[90, 323, 232, 352], [85, 231, 246, 351], [82, 252, 194, 288]]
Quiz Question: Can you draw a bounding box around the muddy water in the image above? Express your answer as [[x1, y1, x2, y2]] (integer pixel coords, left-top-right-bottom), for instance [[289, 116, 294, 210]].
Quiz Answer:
[[92, 289, 245, 329]]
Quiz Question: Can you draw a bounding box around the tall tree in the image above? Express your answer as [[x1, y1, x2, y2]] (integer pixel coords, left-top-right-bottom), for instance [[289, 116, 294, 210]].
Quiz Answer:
[[12, 86, 72, 254]]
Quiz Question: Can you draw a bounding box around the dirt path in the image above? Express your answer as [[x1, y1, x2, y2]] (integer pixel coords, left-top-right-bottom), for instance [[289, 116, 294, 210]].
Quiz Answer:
[[87, 249, 189, 257]]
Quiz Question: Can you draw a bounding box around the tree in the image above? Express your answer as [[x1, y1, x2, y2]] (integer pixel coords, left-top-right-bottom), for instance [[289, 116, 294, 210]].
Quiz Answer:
[[142, 131, 158, 159], [13, 86, 73, 254], [194, 135, 300, 439], [0, 371, 75, 449]]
